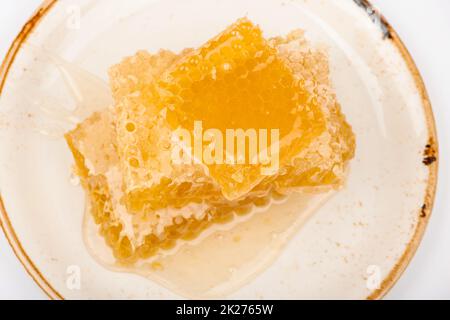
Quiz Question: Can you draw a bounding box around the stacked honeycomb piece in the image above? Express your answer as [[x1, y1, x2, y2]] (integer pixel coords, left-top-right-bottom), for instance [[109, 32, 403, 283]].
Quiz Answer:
[[66, 18, 355, 263]]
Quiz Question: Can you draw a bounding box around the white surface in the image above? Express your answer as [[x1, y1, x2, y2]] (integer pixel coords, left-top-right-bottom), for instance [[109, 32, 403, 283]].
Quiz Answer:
[[0, 0, 448, 300]]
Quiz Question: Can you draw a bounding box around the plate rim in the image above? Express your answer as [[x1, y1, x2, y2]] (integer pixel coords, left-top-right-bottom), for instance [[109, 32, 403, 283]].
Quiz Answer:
[[0, 0, 439, 300]]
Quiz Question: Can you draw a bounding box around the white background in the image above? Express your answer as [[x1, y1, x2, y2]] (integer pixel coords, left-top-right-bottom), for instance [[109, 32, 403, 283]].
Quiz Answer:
[[0, 0, 449, 300]]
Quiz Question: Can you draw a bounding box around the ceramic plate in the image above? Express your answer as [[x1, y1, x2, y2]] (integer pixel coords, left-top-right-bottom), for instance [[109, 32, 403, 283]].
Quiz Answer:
[[0, 0, 438, 299]]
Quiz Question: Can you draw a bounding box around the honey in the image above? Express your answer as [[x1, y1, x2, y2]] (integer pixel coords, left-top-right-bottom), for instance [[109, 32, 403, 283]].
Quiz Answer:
[[66, 18, 355, 265]]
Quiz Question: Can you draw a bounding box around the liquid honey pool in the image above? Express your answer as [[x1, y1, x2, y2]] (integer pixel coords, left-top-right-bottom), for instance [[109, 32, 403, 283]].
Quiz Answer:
[[84, 192, 333, 298]]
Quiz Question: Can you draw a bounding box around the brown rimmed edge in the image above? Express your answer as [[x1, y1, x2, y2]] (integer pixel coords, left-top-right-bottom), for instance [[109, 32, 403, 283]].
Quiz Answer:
[[0, 0, 62, 300], [355, 0, 439, 300], [0, 0, 439, 300]]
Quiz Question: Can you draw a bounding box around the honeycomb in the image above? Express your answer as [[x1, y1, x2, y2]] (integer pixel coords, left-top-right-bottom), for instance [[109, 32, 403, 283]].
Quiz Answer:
[[156, 19, 329, 200], [111, 18, 327, 203], [66, 19, 355, 263]]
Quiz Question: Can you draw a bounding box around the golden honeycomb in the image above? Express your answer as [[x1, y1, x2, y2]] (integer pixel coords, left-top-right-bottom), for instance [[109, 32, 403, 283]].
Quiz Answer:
[[155, 19, 328, 200], [66, 18, 355, 263], [269, 31, 355, 191]]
